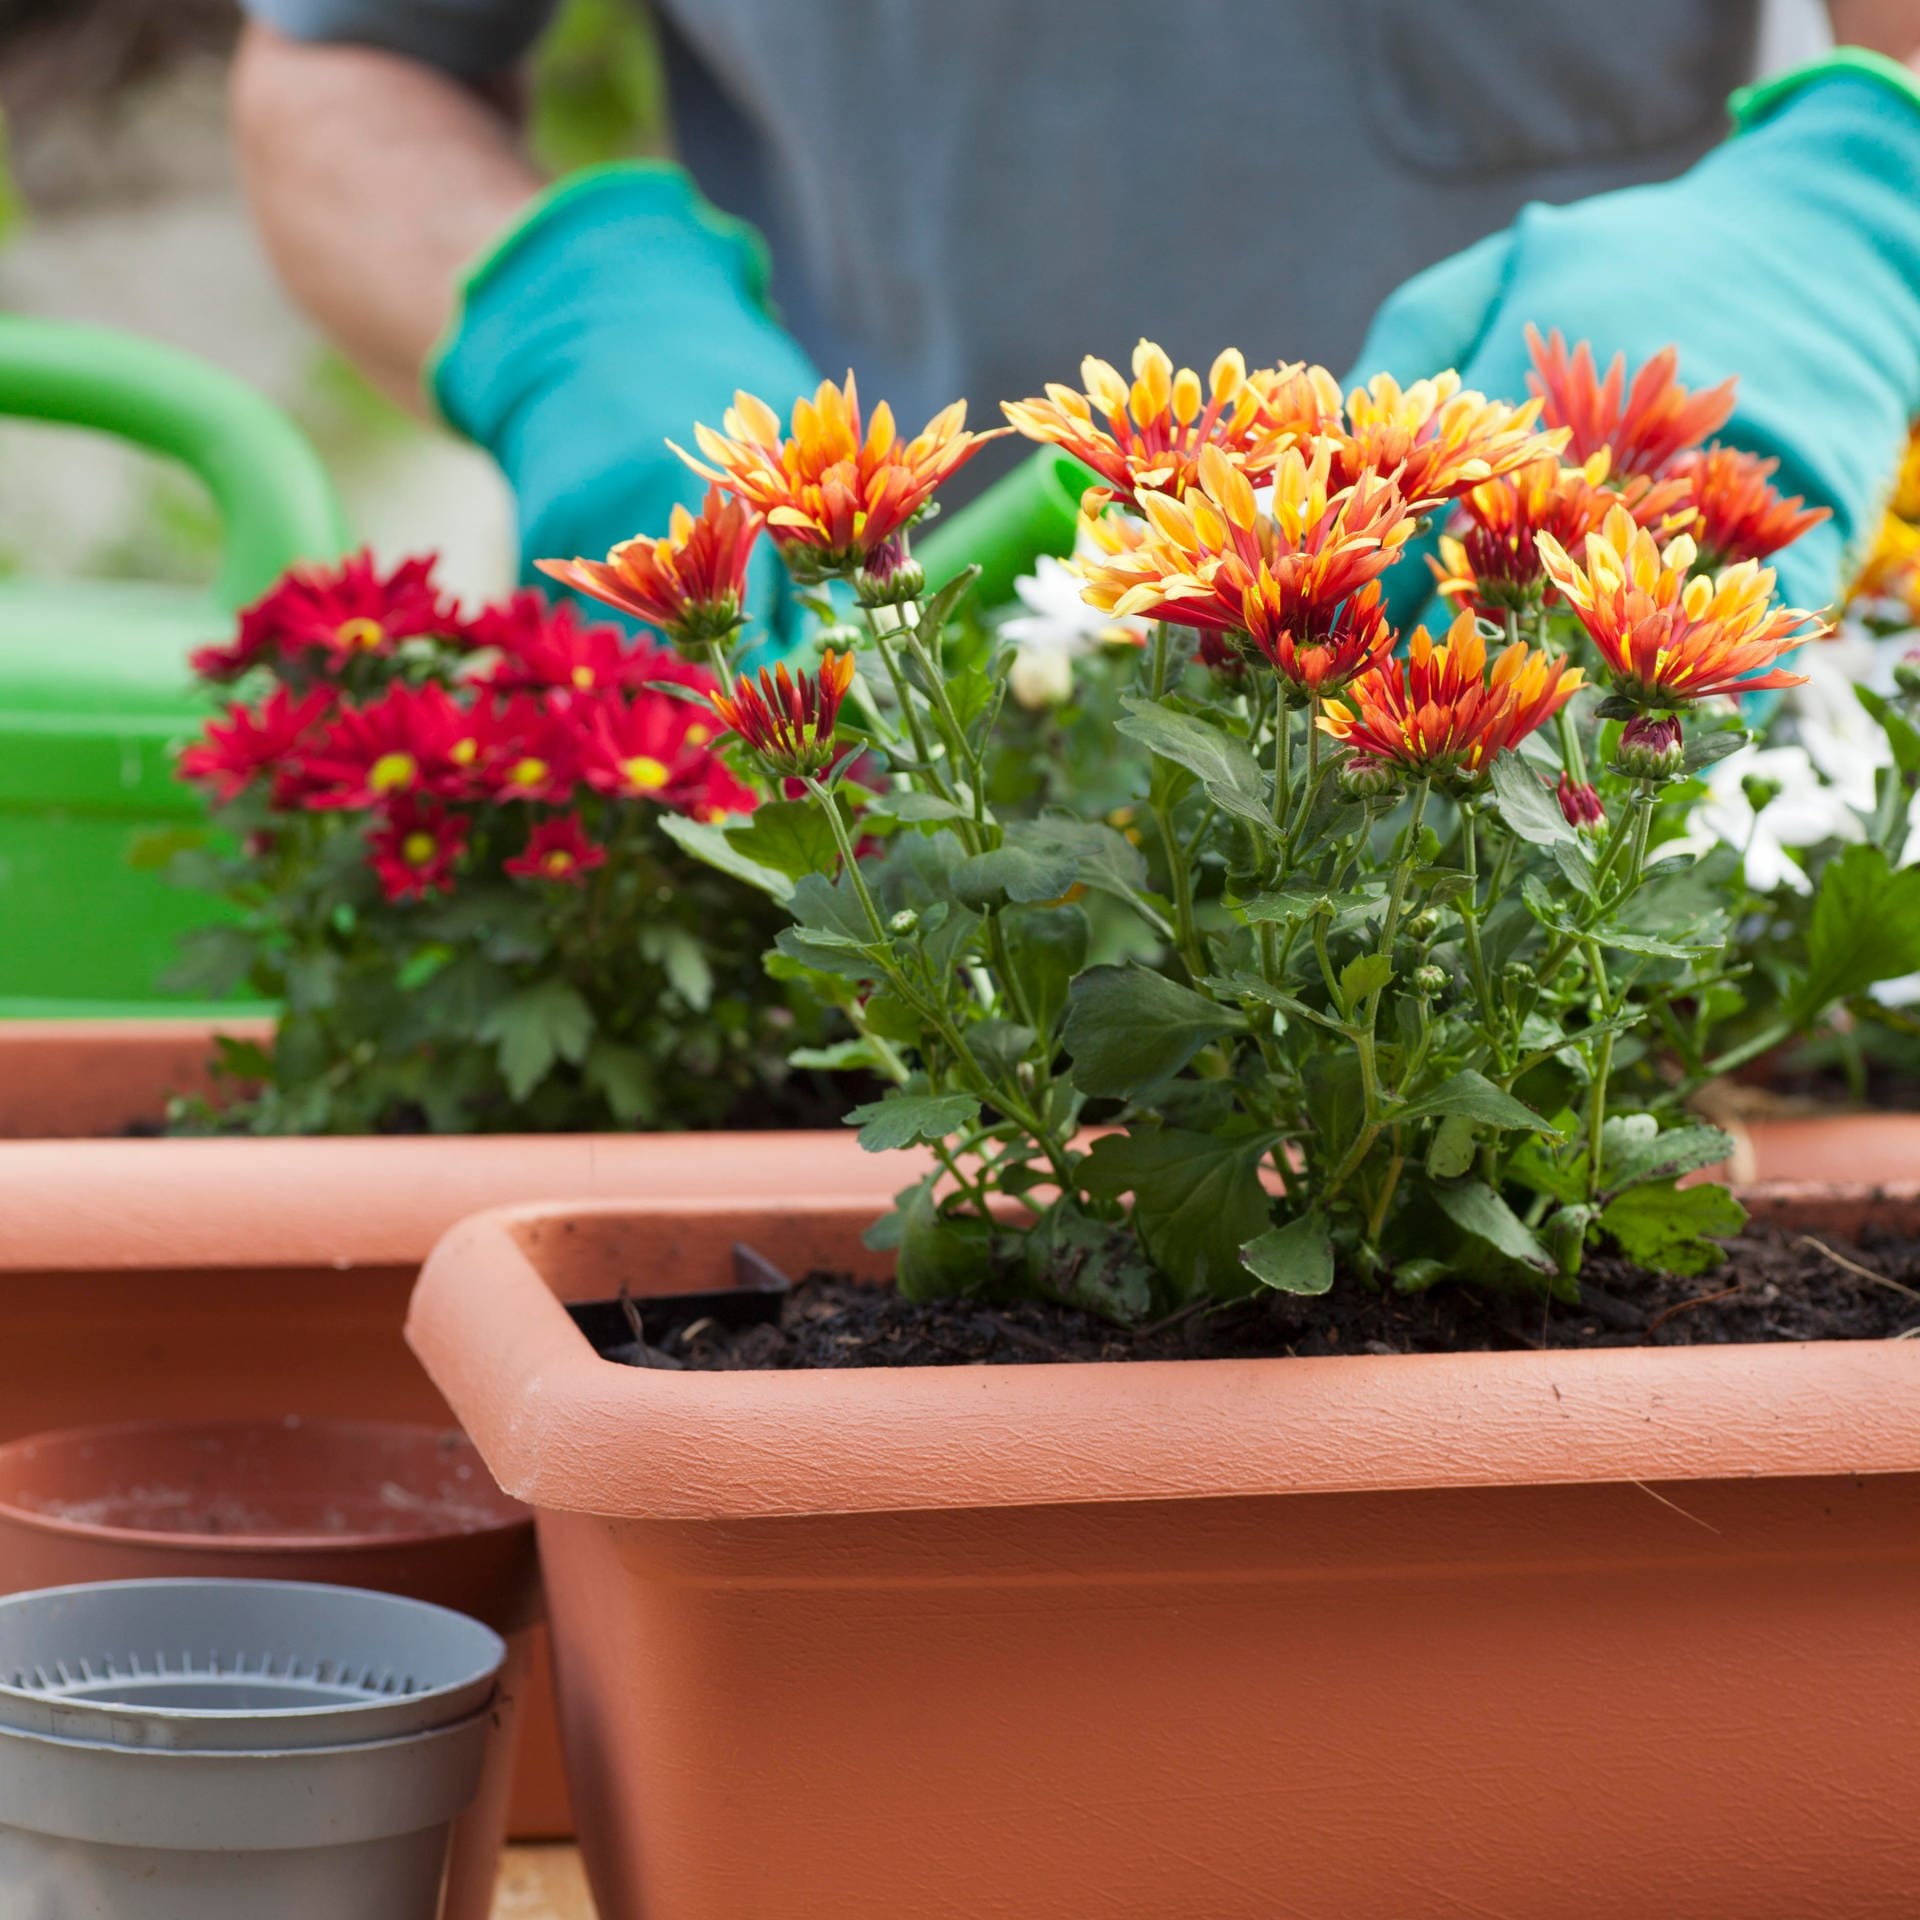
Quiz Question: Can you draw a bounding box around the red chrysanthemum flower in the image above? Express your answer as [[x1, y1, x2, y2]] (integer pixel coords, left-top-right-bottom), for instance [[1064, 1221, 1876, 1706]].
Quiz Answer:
[[677, 375, 1005, 575], [710, 651, 858, 778], [192, 551, 453, 682], [475, 693, 581, 805], [178, 687, 332, 804], [504, 814, 607, 885], [1525, 329, 1735, 479], [1556, 772, 1606, 833], [1537, 505, 1824, 709], [299, 683, 483, 809], [538, 486, 762, 653], [467, 592, 661, 697], [1318, 611, 1584, 783], [367, 801, 468, 902], [1667, 444, 1829, 568], [581, 689, 737, 809]]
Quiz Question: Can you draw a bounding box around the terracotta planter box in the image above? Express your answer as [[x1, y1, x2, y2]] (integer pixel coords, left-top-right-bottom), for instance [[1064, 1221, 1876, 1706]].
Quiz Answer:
[[0, 1018, 920, 1841], [409, 1185, 1920, 1920]]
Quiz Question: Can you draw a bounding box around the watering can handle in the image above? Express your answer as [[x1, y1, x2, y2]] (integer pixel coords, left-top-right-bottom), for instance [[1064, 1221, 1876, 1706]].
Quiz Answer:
[[0, 316, 351, 613]]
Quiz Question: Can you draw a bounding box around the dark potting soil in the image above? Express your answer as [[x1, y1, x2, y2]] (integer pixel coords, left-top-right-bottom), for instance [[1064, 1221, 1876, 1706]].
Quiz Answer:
[[596, 1221, 1920, 1371]]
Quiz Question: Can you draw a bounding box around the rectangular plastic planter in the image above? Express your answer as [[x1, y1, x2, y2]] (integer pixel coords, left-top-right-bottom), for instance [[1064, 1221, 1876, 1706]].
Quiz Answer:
[[0, 1018, 920, 1843], [409, 1185, 1920, 1920]]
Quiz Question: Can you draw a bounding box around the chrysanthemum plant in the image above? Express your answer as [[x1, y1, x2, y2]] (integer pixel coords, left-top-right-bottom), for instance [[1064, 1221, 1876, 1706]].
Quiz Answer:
[[169, 538, 818, 1133], [556, 339, 1920, 1317]]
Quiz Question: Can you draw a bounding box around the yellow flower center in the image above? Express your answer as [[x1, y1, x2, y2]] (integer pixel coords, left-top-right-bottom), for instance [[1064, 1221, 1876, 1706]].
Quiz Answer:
[[450, 738, 478, 766], [336, 616, 386, 651], [541, 851, 575, 875], [369, 751, 418, 793], [622, 754, 669, 791], [401, 831, 436, 865], [571, 665, 596, 689], [686, 722, 712, 745], [700, 804, 729, 823], [506, 757, 548, 787]]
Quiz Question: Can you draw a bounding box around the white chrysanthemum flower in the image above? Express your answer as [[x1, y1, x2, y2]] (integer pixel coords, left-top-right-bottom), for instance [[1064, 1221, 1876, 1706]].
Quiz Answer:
[[1001, 528, 1153, 709]]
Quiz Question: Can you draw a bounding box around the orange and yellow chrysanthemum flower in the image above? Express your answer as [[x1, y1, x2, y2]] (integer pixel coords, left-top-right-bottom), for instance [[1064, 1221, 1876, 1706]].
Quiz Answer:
[[1075, 442, 1417, 695], [1431, 454, 1622, 618], [538, 486, 761, 651], [1537, 504, 1824, 708], [1848, 509, 1920, 618], [1666, 444, 1829, 568], [708, 650, 858, 779], [677, 375, 1003, 576], [1526, 327, 1735, 479], [1330, 371, 1565, 506], [1003, 340, 1340, 508], [1317, 611, 1584, 782]]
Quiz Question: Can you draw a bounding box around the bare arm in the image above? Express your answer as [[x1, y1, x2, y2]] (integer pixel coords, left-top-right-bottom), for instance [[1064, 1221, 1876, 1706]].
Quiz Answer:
[[1827, 0, 1920, 63], [231, 21, 543, 412]]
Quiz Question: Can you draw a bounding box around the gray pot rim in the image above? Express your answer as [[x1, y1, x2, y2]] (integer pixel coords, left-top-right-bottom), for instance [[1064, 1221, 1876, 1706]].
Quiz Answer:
[[0, 1577, 505, 1750]]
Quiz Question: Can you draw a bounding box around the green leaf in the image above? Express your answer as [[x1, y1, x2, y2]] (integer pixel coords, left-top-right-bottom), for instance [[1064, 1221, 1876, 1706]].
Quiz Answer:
[[1337, 952, 1393, 1013], [1681, 726, 1750, 775], [1858, 686, 1920, 780], [1241, 1208, 1335, 1296], [1002, 904, 1088, 1037], [641, 924, 714, 1011], [1398, 1068, 1555, 1134], [1024, 816, 1150, 901], [1425, 1112, 1479, 1179], [895, 1180, 996, 1301], [1116, 694, 1270, 827], [724, 800, 838, 881], [1063, 965, 1244, 1096], [1794, 843, 1920, 1017], [953, 839, 1080, 909], [1488, 752, 1576, 848], [787, 1039, 880, 1072], [1433, 1178, 1553, 1272], [1024, 1202, 1156, 1322], [866, 790, 974, 824], [843, 1090, 981, 1151], [1599, 1179, 1745, 1277], [159, 924, 258, 998], [478, 979, 593, 1100], [584, 1041, 658, 1125], [660, 812, 793, 903], [1080, 1125, 1276, 1299], [1597, 1115, 1734, 1189]]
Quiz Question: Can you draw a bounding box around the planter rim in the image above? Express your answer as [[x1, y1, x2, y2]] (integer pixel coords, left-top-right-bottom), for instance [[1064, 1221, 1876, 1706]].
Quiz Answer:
[[0, 1417, 529, 1556], [0, 1131, 922, 1272], [407, 1184, 1920, 1524]]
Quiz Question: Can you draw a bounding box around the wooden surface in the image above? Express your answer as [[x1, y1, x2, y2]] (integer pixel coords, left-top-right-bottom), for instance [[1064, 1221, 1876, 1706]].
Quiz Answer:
[[492, 1846, 596, 1919]]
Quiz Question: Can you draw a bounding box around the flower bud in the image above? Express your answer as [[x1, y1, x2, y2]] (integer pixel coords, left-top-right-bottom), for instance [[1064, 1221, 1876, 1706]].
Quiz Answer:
[[1008, 645, 1075, 710], [1501, 959, 1534, 991], [1614, 712, 1685, 782], [1894, 649, 1920, 698], [1412, 963, 1447, 998], [1555, 772, 1605, 833], [888, 908, 920, 936], [1407, 909, 1443, 941], [1339, 757, 1402, 801], [853, 541, 926, 608]]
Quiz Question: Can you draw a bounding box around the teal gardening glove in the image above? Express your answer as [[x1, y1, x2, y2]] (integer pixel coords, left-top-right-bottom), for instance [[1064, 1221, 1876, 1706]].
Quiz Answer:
[[1350, 48, 1920, 631], [431, 162, 821, 644]]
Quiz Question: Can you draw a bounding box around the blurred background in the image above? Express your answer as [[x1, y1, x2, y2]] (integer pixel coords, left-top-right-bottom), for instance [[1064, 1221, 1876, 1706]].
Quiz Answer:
[[0, 0, 670, 607], [0, 0, 1832, 612]]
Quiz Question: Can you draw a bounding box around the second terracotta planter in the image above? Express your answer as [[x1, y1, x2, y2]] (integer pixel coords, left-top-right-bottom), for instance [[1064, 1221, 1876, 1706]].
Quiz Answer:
[[411, 1184, 1920, 1920]]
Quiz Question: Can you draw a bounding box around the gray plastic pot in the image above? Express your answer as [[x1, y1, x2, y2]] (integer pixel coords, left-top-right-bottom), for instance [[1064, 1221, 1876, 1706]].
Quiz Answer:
[[0, 1578, 506, 1920]]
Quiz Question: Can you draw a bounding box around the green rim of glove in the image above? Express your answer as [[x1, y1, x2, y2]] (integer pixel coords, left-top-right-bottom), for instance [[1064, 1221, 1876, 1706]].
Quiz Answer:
[[1730, 45, 1920, 132]]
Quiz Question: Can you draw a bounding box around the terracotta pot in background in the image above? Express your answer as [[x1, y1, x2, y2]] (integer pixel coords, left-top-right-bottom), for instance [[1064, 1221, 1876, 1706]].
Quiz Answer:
[[1714, 1111, 1920, 1187], [0, 1419, 538, 1919], [410, 1186, 1920, 1920], [0, 1017, 925, 1842]]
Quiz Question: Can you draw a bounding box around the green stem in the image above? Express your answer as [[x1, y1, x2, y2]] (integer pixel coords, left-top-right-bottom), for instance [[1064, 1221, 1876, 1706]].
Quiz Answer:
[[1582, 791, 1656, 1200]]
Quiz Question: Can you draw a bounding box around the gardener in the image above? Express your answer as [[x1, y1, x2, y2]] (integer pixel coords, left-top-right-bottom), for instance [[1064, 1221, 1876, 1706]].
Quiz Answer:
[[232, 2, 1920, 631]]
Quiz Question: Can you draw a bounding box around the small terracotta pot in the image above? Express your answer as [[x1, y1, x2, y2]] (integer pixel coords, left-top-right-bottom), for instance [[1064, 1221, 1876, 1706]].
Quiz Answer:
[[1714, 1111, 1920, 1187], [0, 1419, 537, 1920], [410, 1186, 1920, 1920], [0, 1019, 922, 1840]]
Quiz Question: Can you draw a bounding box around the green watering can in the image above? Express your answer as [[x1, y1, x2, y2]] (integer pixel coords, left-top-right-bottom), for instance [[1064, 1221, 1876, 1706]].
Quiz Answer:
[[0, 318, 349, 1016]]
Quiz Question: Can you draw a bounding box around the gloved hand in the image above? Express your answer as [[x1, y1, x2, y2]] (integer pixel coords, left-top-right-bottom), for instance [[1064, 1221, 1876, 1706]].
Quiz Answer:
[[431, 161, 821, 648], [1348, 48, 1920, 633]]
